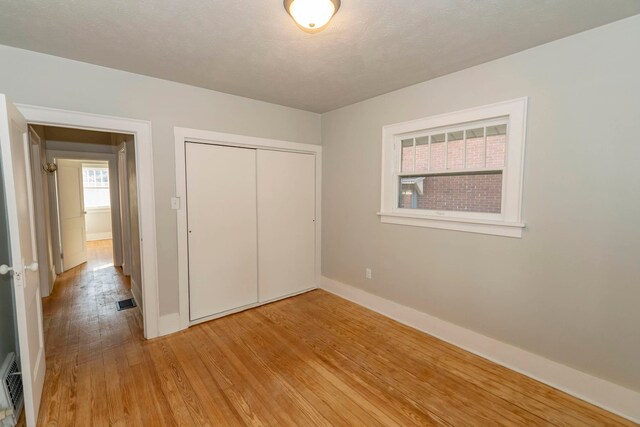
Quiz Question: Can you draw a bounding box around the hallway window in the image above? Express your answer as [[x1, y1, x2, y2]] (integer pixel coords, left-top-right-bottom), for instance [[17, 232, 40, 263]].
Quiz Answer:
[[82, 164, 110, 209]]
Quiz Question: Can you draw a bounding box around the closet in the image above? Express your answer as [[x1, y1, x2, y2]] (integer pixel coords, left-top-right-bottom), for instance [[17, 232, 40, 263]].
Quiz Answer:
[[185, 142, 316, 322]]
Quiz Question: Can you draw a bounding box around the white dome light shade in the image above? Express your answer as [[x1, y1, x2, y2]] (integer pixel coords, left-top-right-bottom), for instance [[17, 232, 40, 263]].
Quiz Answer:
[[285, 0, 341, 32]]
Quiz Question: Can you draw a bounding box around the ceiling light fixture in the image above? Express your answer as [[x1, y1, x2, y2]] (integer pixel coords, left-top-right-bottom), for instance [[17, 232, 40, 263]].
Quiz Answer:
[[284, 0, 341, 33]]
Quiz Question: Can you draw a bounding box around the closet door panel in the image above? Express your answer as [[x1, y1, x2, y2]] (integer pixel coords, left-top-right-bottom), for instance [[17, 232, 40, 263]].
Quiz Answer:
[[186, 143, 258, 321], [257, 150, 316, 302]]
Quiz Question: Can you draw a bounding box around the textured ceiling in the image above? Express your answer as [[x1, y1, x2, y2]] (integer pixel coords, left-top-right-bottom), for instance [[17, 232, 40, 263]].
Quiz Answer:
[[0, 1, 638, 112]]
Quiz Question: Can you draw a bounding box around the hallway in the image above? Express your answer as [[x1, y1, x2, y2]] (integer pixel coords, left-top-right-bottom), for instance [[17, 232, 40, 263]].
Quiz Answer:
[[35, 240, 144, 425], [42, 240, 142, 362]]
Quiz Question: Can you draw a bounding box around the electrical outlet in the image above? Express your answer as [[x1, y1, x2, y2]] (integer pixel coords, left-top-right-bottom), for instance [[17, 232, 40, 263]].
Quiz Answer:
[[365, 268, 372, 280]]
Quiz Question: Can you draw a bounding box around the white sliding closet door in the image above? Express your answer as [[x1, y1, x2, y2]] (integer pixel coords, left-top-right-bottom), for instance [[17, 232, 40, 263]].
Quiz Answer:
[[186, 143, 258, 321], [257, 150, 316, 302]]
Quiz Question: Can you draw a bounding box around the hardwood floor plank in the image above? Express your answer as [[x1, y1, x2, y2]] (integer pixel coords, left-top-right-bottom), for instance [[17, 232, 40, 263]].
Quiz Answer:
[[28, 240, 635, 426], [108, 345, 145, 427], [170, 331, 252, 426], [224, 312, 441, 427], [256, 302, 542, 425], [304, 291, 636, 426], [146, 341, 202, 427], [88, 356, 109, 427], [198, 323, 332, 427]]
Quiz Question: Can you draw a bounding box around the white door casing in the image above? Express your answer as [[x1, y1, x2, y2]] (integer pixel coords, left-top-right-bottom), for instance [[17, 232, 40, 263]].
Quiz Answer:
[[257, 150, 316, 302], [15, 104, 159, 339], [185, 143, 258, 321], [118, 146, 131, 276], [0, 94, 46, 427], [56, 159, 87, 271], [28, 127, 53, 297]]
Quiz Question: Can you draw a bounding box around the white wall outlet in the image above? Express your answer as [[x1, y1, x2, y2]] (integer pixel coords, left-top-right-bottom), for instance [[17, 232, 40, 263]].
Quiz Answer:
[[365, 268, 372, 279], [171, 197, 180, 210]]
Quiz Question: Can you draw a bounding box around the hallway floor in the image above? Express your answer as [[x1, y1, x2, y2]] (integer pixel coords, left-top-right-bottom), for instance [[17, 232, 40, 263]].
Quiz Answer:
[[34, 239, 144, 426]]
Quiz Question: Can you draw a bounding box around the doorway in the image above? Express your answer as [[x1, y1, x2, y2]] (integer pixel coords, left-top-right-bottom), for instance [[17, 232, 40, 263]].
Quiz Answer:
[[24, 125, 147, 408], [54, 158, 116, 271], [30, 125, 143, 307], [2, 98, 159, 425], [18, 104, 159, 341]]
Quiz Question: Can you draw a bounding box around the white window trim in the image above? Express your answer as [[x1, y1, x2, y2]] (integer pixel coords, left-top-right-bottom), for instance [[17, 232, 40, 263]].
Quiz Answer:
[[85, 207, 111, 213], [379, 97, 528, 238]]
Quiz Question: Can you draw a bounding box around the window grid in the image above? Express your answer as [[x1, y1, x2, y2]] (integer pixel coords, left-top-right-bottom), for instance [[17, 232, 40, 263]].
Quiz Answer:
[[395, 119, 508, 215], [428, 136, 431, 172], [444, 132, 448, 170], [398, 120, 506, 177], [463, 130, 467, 170], [483, 127, 487, 168]]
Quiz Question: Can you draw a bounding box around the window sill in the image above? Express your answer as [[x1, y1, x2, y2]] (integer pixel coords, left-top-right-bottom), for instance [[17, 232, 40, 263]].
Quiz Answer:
[[377, 211, 524, 238], [85, 207, 111, 213]]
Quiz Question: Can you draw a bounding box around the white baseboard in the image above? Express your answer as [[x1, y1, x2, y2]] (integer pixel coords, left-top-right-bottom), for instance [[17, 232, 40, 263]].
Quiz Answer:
[[48, 267, 57, 294], [86, 232, 112, 241], [321, 276, 640, 423], [158, 312, 181, 336], [130, 278, 142, 310]]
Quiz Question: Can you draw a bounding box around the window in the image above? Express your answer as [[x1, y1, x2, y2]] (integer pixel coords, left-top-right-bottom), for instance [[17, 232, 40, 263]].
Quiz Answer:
[[82, 164, 111, 209], [380, 98, 527, 237]]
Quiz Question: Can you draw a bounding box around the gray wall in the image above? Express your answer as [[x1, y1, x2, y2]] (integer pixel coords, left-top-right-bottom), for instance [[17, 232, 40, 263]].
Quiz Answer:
[[321, 15, 640, 392], [0, 45, 322, 315]]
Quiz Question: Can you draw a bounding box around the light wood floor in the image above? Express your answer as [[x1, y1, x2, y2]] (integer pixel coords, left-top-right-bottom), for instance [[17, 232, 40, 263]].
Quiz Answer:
[[30, 240, 634, 426]]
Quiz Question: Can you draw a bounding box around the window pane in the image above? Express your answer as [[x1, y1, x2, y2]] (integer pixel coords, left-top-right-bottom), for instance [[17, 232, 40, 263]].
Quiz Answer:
[[83, 167, 109, 187], [447, 131, 464, 170], [399, 181, 418, 209], [84, 188, 111, 209], [401, 139, 414, 172], [398, 172, 503, 213], [465, 127, 485, 168], [415, 136, 429, 171], [430, 133, 445, 171], [486, 124, 507, 168]]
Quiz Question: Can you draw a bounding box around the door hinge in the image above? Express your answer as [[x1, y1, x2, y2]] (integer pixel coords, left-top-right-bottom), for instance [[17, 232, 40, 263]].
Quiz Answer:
[[60, 253, 64, 260]]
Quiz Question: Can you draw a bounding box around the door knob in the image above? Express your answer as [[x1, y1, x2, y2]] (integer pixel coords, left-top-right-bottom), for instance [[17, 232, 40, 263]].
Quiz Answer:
[[0, 262, 37, 275]]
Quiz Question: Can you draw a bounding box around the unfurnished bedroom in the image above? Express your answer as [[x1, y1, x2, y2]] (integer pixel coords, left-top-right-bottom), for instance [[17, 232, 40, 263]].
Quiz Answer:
[[0, 1, 639, 426]]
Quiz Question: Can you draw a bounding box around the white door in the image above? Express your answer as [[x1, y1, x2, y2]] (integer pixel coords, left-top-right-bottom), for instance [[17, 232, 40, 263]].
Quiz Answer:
[[186, 143, 258, 321], [0, 94, 46, 427], [57, 159, 87, 271], [257, 150, 316, 302]]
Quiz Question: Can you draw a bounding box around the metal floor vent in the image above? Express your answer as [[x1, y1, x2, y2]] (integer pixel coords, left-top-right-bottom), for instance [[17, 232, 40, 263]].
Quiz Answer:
[[116, 298, 137, 311], [1, 352, 23, 426]]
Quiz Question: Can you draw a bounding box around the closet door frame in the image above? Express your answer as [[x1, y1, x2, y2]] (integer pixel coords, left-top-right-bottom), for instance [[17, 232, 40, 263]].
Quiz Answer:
[[173, 127, 322, 333]]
